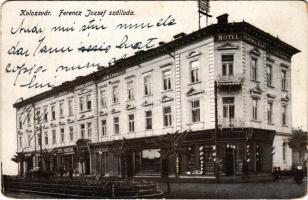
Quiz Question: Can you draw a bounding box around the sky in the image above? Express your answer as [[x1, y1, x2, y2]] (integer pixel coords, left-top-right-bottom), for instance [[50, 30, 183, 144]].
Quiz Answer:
[[1, 1, 307, 175]]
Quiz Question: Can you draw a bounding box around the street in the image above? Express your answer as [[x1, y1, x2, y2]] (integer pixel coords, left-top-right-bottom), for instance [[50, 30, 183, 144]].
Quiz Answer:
[[3, 178, 307, 199]]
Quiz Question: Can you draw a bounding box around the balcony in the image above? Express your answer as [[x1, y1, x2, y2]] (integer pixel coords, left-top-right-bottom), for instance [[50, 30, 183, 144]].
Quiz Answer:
[[216, 74, 244, 88], [218, 118, 246, 128]]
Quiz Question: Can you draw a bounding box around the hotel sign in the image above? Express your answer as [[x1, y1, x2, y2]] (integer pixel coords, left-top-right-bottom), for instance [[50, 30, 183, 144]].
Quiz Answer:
[[215, 33, 241, 41], [215, 32, 290, 61]]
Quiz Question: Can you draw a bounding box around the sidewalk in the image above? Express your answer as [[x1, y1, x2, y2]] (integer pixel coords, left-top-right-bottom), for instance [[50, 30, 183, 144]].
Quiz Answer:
[[160, 177, 307, 199]]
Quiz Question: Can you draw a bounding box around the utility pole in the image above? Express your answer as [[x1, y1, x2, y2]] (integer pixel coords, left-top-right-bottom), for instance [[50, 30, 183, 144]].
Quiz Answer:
[[214, 80, 218, 180]]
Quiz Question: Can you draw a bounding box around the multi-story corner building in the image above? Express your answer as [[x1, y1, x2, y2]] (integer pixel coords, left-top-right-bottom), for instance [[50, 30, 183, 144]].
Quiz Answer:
[[13, 14, 299, 178]]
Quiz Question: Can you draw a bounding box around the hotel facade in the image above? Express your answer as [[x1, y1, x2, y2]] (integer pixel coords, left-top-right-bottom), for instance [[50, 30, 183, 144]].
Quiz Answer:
[[14, 14, 299, 178]]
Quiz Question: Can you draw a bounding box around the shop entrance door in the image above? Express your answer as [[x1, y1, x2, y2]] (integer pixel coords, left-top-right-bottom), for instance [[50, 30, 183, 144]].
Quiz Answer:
[[224, 145, 236, 176], [255, 144, 263, 172], [85, 153, 90, 175]]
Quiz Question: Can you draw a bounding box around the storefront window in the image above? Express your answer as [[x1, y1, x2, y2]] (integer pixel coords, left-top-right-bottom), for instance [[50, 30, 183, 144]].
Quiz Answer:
[[180, 145, 215, 176], [135, 149, 161, 175]]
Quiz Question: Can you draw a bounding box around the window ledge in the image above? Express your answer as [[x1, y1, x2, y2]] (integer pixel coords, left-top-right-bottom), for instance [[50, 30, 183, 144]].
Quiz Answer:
[[79, 109, 92, 114], [144, 94, 153, 97], [161, 89, 173, 93], [163, 126, 173, 129], [282, 89, 288, 92], [251, 80, 260, 83], [188, 81, 201, 86], [282, 125, 288, 127], [68, 114, 74, 117], [111, 103, 120, 106], [268, 123, 275, 125], [126, 99, 135, 102], [267, 85, 275, 89], [251, 120, 261, 123]]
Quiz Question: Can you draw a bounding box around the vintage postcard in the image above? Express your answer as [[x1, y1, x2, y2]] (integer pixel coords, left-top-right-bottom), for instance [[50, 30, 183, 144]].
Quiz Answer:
[[0, 0, 307, 199]]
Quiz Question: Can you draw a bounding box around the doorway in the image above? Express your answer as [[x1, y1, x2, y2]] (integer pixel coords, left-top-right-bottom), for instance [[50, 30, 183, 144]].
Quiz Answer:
[[224, 144, 236, 176]]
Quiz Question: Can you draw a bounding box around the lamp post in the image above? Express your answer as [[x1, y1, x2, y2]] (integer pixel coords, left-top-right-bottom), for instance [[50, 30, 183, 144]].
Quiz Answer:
[[98, 150, 103, 179]]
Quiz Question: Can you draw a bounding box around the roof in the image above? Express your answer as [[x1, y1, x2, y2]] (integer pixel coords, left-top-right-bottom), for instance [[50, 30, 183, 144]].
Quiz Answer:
[[13, 20, 300, 109]]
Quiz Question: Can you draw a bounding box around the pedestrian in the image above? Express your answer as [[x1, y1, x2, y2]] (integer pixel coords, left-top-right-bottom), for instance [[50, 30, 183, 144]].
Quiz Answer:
[[272, 167, 279, 182], [69, 168, 73, 180], [242, 159, 249, 179], [277, 167, 282, 181]]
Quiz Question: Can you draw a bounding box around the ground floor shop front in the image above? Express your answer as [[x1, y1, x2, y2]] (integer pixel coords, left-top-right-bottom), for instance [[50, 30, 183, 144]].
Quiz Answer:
[[18, 128, 277, 178]]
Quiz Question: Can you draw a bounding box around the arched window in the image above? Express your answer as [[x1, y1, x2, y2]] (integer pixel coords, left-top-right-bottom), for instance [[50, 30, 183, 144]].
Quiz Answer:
[[282, 142, 287, 161]]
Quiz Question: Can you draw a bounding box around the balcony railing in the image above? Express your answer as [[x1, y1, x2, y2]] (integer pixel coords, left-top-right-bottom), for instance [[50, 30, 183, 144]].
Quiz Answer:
[[218, 118, 246, 128], [216, 74, 244, 88]]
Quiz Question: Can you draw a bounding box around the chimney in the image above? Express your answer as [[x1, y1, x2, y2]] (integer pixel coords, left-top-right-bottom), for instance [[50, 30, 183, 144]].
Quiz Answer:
[[216, 13, 229, 24], [173, 32, 186, 40]]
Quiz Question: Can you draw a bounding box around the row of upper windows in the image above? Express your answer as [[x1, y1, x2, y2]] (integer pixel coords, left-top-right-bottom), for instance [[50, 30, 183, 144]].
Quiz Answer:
[[100, 61, 200, 106], [101, 100, 200, 136], [19, 100, 202, 148], [222, 96, 288, 126], [221, 54, 288, 91]]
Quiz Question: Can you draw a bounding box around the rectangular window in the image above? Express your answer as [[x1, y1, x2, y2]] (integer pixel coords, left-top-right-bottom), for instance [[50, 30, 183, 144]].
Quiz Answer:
[[112, 85, 119, 104], [69, 126, 74, 141], [36, 110, 41, 124], [52, 130, 56, 144], [43, 108, 48, 122], [163, 106, 172, 127], [101, 120, 107, 136], [163, 70, 172, 90], [128, 114, 135, 133], [38, 133, 42, 146], [282, 143, 286, 161], [191, 100, 200, 122], [281, 70, 287, 90], [282, 105, 287, 126], [145, 111, 152, 130], [114, 117, 119, 134], [87, 122, 92, 138], [223, 97, 235, 119], [79, 97, 84, 112], [251, 58, 258, 81], [59, 102, 64, 117], [267, 65, 272, 86], [60, 128, 65, 143], [27, 116, 30, 127], [252, 98, 258, 120], [267, 102, 273, 124], [68, 100, 73, 116], [51, 105, 56, 120], [221, 55, 234, 76], [190, 60, 200, 83], [144, 76, 152, 96], [19, 117, 22, 129], [100, 90, 107, 107], [80, 124, 85, 139], [19, 136, 22, 148], [44, 132, 48, 145], [86, 94, 92, 110], [127, 81, 134, 101], [28, 135, 31, 147]]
